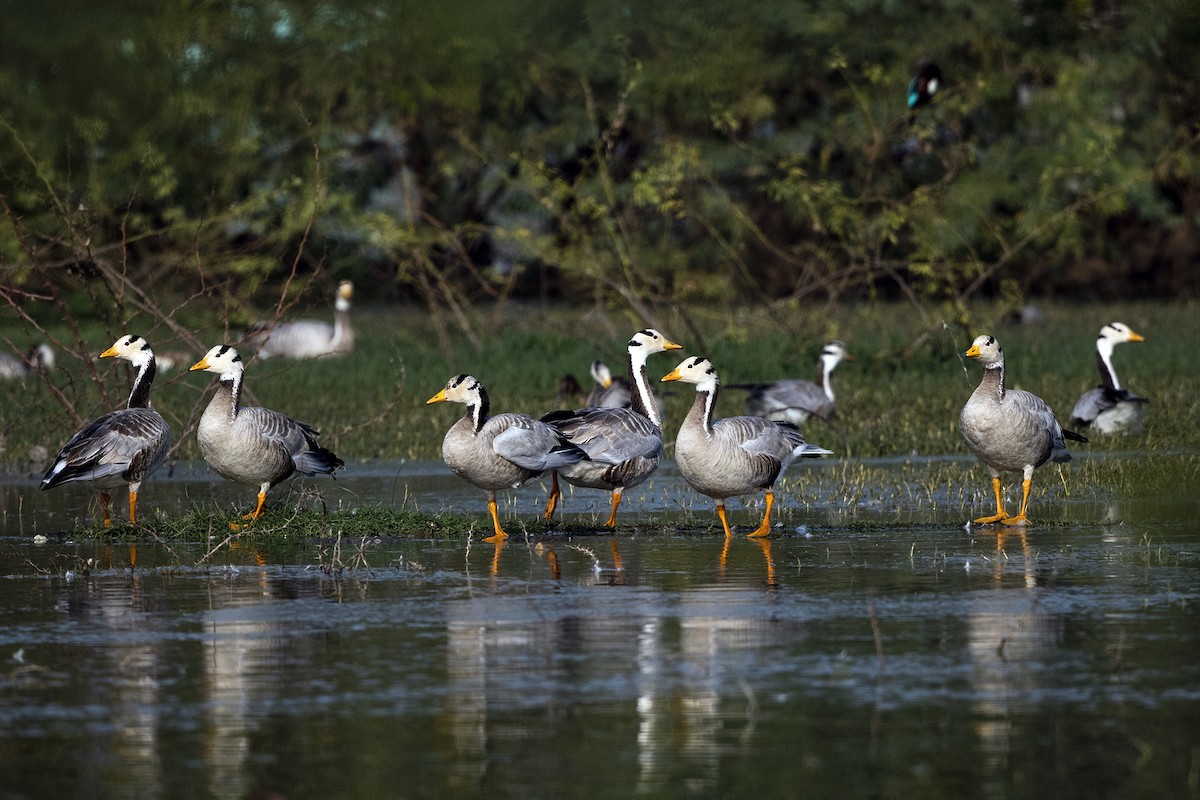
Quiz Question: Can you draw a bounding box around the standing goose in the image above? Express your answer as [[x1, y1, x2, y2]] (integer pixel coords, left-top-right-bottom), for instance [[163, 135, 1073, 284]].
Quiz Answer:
[[540, 329, 683, 527], [662, 356, 832, 538], [1069, 322, 1148, 434], [427, 374, 588, 543], [41, 335, 171, 526], [245, 280, 355, 360], [189, 345, 344, 524], [959, 334, 1086, 526], [729, 341, 851, 425], [586, 360, 633, 409]]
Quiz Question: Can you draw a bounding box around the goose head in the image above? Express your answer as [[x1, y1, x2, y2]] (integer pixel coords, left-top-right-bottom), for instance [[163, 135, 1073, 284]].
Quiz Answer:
[[190, 345, 245, 381], [335, 280, 354, 312], [821, 341, 852, 370], [426, 374, 484, 407], [661, 356, 719, 391], [964, 335, 1003, 368], [590, 361, 614, 388], [628, 328, 683, 361], [1099, 322, 1144, 346], [100, 335, 154, 367]]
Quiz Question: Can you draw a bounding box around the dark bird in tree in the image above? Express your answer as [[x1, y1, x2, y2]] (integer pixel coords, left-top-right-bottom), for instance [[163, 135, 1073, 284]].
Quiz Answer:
[[908, 63, 942, 110]]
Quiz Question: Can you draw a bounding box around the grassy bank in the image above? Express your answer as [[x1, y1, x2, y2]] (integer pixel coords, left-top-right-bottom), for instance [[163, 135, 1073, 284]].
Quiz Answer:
[[4, 299, 1196, 475]]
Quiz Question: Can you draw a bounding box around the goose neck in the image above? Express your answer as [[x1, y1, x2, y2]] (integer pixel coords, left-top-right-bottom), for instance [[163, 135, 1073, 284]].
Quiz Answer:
[[1095, 340, 1120, 390], [126, 359, 157, 409], [627, 349, 659, 426], [981, 362, 1005, 401]]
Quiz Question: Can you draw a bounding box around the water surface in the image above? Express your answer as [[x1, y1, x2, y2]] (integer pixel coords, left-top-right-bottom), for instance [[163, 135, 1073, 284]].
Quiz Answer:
[[0, 458, 1197, 799]]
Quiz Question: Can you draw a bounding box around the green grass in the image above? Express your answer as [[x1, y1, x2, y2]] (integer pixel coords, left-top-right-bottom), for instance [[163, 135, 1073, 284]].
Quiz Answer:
[[5, 298, 1197, 469]]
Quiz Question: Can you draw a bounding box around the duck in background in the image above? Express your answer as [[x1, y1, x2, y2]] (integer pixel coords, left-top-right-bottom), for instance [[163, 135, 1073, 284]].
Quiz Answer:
[[245, 280, 355, 360], [729, 341, 851, 426], [1069, 322, 1148, 434]]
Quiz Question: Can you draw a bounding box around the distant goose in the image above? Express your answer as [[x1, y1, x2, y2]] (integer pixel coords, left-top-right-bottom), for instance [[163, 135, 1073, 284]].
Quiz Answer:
[[541, 329, 683, 527], [729, 341, 851, 425], [245, 280, 355, 359], [427, 374, 588, 542], [662, 356, 832, 538], [586, 360, 633, 409], [1069, 322, 1148, 434], [959, 334, 1086, 526], [190, 345, 344, 525], [41, 335, 171, 526], [0, 343, 55, 379]]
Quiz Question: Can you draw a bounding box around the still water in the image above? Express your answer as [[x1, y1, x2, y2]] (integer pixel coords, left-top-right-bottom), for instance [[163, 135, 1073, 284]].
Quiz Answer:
[[0, 459, 1198, 799]]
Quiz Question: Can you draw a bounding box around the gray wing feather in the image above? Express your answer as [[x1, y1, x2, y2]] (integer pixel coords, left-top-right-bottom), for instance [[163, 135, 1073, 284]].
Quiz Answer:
[[491, 413, 586, 471]]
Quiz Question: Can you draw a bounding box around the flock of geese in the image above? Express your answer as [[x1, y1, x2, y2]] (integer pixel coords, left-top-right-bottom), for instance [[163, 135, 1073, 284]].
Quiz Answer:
[[28, 289, 1148, 537]]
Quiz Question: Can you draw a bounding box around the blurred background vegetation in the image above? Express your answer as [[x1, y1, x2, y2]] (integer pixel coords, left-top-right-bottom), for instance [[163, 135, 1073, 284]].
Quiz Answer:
[[2, 0, 1199, 467]]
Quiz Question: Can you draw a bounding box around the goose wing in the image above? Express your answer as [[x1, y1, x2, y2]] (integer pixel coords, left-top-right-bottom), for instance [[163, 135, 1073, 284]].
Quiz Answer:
[[1070, 386, 1148, 427], [735, 380, 828, 417], [490, 413, 587, 471], [247, 320, 335, 359], [541, 408, 662, 465], [239, 406, 343, 475], [42, 408, 171, 487]]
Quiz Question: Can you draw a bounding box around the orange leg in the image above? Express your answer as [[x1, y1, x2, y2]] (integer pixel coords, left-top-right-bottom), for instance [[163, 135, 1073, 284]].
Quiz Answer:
[[718, 533, 731, 579], [610, 538, 624, 572], [490, 538, 506, 575], [484, 496, 509, 543], [231, 490, 268, 531], [715, 502, 735, 537], [100, 492, 113, 527], [1002, 479, 1032, 526], [747, 490, 776, 538], [544, 472, 561, 521], [128, 487, 139, 525], [604, 488, 623, 529], [546, 547, 561, 580], [973, 475, 1008, 524]]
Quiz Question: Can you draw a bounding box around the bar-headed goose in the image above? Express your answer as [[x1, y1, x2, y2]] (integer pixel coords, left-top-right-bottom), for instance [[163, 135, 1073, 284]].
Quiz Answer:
[[246, 280, 355, 359], [959, 334, 1086, 527], [427, 374, 588, 542], [0, 343, 55, 380], [585, 360, 633, 409], [540, 329, 683, 527], [190, 345, 344, 525], [41, 335, 171, 526], [730, 341, 851, 425], [662, 356, 832, 538], [1069, 322, 1148, 434]]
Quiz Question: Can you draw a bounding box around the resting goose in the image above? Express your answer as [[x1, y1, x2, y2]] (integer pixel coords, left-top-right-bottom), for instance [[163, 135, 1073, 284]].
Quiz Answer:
[[662, 356, 832, 538], [1069, 322, 1148, 433], [540, 329, 683, 527], [427, 374, 588, 542], [190, 345, 344, 524], [959, 334, 1086, 526], [586, 360, 633, 409], [730, 341, 851, 425], [0, 343, 55, 380], [41, 335, 171, 526], [245, 280, 355, 360]]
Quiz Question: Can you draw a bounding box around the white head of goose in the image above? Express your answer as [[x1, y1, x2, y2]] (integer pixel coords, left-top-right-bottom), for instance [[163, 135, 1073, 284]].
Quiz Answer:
[[540, 329, 683, 527], [427, 373, 588, 542], [1069, 322, 1147, 434], [190, 345, 344, 526], [41, 335, 172, 526], [959, 334, 1086, 527], [730, 340, 852, 425], [662, 356, 832, 538], [246, 280, 355, 360]]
